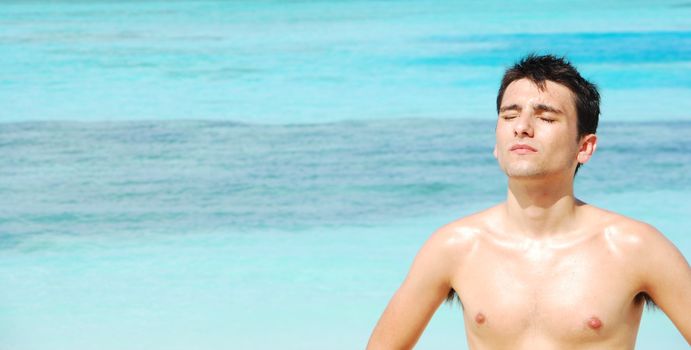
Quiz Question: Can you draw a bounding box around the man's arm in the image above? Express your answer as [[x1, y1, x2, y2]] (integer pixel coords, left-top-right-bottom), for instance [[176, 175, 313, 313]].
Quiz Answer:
[[638, 225, 691, 344], [367, 227, 464, 350]]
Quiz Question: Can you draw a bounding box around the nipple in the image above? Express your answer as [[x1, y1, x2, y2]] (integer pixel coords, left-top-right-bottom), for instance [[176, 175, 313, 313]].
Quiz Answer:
[[587, 316, 602, 330], [475, 312, 486, 325]]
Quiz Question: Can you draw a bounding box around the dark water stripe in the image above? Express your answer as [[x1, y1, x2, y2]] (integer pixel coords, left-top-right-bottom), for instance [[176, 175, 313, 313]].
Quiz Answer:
[[0, 119, 689, 241]]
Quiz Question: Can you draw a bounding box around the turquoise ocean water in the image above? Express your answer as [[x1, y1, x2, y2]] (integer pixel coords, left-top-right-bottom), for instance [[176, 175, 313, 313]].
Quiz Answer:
[[1, 1, 690, 349]]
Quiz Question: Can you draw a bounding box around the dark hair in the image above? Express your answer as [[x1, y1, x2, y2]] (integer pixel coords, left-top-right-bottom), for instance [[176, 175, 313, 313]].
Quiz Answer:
[[496, 54, 600, 173], [445, 288, 657, 309], [446, 288, 460, 307]]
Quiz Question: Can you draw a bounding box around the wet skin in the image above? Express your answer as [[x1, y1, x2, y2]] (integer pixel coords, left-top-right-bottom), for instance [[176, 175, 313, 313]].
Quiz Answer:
[[448, 205, 650, 349], [367, 79, 691, 349]]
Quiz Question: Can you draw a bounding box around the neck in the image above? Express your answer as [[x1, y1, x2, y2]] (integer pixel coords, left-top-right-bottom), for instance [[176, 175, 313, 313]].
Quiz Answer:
[[504, 173, 580, 238]]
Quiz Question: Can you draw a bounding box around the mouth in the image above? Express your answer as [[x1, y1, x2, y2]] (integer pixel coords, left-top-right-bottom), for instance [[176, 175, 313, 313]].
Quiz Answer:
[[509, 144, 537, 154]]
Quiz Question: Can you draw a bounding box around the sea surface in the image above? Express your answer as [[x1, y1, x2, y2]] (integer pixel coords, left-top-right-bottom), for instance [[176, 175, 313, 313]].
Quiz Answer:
[[1, 1, 690, 349]]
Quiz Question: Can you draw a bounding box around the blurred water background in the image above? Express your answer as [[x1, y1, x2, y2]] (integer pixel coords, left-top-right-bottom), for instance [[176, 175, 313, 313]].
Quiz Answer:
[[1, 1, 690, 349]]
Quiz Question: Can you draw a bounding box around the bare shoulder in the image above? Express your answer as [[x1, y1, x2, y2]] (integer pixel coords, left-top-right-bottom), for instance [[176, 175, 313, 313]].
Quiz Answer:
[[426, 205, 500, 258], [581, 204, 686, 264]]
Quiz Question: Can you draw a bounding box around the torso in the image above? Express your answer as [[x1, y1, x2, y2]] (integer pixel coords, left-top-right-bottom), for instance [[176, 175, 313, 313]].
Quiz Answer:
[[447, 205, 648, 350]]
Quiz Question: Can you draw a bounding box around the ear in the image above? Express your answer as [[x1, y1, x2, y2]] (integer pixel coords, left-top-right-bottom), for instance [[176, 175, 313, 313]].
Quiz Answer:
[[493, 144, 498, 159], [576, 134, 597, 164]]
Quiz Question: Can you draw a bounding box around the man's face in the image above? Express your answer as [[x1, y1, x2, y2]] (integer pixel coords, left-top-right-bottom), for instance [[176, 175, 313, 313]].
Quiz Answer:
[[494, 78, 582, 178]]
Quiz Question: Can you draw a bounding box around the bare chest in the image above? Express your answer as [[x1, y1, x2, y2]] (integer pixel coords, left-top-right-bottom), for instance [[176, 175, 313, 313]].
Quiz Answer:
[[453, 244, 644, 345]]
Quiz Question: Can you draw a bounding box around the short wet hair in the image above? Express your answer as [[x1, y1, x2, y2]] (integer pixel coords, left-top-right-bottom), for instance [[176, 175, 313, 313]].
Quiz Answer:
[[496, 54, 600, 173]]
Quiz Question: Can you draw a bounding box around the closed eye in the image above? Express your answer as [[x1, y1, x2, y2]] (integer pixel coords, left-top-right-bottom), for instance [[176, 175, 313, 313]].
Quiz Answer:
[[539, 117, 555, 123]]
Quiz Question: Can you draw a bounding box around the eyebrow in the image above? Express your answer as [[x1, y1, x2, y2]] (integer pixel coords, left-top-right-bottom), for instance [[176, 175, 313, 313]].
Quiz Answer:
[[533, 103, 563, 114], [498, 103, 563, 114], [499, 104, 521, 113]]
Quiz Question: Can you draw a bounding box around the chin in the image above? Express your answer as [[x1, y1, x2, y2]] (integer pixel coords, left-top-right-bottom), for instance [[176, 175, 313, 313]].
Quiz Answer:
[[506, 170, 548, 178], [502, 164, 548, 178]]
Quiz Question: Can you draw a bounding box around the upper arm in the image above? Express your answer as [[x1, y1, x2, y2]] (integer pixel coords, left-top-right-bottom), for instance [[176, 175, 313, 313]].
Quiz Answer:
[[638, 226, 691, 344], [367, 227, 465, 350]]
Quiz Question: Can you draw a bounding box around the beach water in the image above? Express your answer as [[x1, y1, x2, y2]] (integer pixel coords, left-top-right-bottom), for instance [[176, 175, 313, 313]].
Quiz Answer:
[[1, 1, 690, 349]]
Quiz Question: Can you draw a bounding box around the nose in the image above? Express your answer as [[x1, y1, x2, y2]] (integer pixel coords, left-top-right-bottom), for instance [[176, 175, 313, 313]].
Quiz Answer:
[[513, 113, 534, 138]]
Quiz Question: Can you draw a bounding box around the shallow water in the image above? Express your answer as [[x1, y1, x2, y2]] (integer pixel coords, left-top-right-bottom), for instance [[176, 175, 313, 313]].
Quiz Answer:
[[1, 1, 690, 349], [1, 119, 689, 349], [1, 0, 690, 124]]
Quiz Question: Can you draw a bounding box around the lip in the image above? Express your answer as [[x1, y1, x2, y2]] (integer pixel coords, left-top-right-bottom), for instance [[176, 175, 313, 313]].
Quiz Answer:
[[509, 144, 537, 153]]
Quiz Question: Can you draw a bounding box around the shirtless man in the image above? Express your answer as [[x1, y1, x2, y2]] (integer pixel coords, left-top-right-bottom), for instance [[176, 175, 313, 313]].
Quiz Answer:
[[367, 54, 691, 349]]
